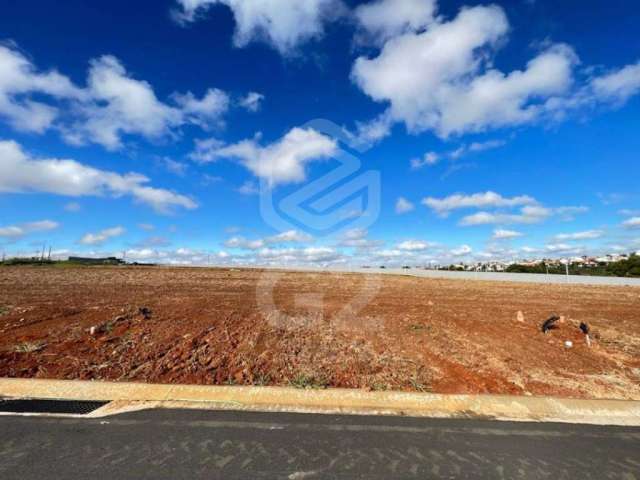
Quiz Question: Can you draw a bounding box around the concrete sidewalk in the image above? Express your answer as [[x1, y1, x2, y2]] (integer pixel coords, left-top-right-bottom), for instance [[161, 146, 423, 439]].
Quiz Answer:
[[2, 378, 639, 426]]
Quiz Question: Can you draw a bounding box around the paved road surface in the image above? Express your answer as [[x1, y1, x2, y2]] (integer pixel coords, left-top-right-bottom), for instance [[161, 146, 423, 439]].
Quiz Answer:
[[1, 409, 639, 479]]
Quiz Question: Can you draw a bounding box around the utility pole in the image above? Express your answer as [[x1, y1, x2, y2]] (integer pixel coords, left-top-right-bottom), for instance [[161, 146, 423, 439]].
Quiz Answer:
[[48, 246, 52, 261]]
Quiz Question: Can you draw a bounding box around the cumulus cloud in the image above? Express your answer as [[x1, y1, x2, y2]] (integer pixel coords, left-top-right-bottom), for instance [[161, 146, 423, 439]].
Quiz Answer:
[[459, 205, 587, 226], [239, 92, 264, 112], [583, 62, 640, 107], [191, 128, 338, 187], [265, 230, 314, 244], [79, 226, 125, 245], [173, 0, 343, 54], [422, 191, 536, 217], [554, 230, 603, 241], [459, 205, 552, 226], [171, 87, 229, 129], [395, 197, 414, 214], [337, 228, 382, 249], [0, 140, 197, 214], [544, 243, 583, 254], [492, 228, 523, 240], [351, 3, 640, 138], [396, 240, 433, 251], [224, 230, 313, 250], [0, 42, 85, 133], [347, 111, 395, 149], [355, 0, 437, 44], [0, 44, 234, 150], [224, 236, 265, 250], [0, 220, 59, 239], [66, 56, 230, 150]]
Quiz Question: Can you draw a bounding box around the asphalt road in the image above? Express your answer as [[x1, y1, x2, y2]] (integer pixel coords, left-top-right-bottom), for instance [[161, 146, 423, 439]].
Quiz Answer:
[[1, 409, 639, 479]]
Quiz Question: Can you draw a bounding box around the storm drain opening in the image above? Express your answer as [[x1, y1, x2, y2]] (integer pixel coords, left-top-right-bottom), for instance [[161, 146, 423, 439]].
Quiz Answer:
[[0, 399, 109, 415]]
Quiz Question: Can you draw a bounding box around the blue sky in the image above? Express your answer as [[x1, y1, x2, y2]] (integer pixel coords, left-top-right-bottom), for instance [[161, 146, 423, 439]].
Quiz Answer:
[[1, 0, 639, 266]]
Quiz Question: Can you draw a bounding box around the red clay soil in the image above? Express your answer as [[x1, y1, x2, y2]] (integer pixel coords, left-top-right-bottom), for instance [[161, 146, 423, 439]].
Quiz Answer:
[[1, 266, 639, 400]]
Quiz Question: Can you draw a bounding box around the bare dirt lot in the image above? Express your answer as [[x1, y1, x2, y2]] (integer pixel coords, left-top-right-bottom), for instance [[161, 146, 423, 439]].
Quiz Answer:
[[1, 266, 639, 400]]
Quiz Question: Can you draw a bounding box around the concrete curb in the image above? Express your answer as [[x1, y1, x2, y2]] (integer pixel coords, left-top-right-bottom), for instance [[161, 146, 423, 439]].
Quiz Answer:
[[2, 378, 640, 426]]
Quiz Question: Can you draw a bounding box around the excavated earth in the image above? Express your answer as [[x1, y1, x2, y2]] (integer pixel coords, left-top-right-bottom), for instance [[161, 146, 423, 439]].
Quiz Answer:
[[0, 266, 639, 399]]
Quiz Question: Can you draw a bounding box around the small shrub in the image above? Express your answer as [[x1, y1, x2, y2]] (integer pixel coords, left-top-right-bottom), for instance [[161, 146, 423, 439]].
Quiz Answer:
[[253, 373, 272, 386], [14, 341, 45, 353], [290, 373, 329, 389]]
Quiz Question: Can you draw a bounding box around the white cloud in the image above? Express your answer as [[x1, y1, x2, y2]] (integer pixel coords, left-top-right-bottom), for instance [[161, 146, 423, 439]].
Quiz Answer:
[[347, 111, 394, 149], [619, 209, 640, 217], [64, 202, 82, 212], [460, 205, 588, 226], [68, 56, 222, 150], [224, 236, 265, 250], [397, 240, 433, 251], [79, 226, 125, 246], [622, 217, 640, 229], [239, 92, 265, 112], [173, 0, 343, 54], [159, 157, 189, 176], [236, 180, 259, 195], [450, 139, 507, 159], [138, 223, 155, 231], [411, 139, 507, 169], [265, 230, 314, 244], [468, 139, 507, 153], [554, 230, 603, 241], [450, 244, 472, 256], [0, 43, 85, 133], [0, 220, 59, 239], [0, 45, 234, 150], [355, 0, 437, 44], [422, 191, 536, 216], [410, 151, 439, 169], [588, 62, 640, 105], [171, 87, 229, 129], [351, 4, 640, 138], [352, 5, 575, 137], [256, 246, 344, 264], [223, 230, 312, 251], [544, 242, 582, 254], [492, 228, 523, 240], [460, 205, 551, 226], [395, 197, 414, 214], [553, 206, 589, 221], [190, 137, 226, 163], [192, 128, 338, 187], [0, 140, 197, 214], [337, 228, 382, 249]]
